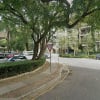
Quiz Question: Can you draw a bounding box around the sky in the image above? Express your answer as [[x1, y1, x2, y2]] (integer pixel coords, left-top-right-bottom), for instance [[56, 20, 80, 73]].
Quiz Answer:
[[68, 0, 73, 3]]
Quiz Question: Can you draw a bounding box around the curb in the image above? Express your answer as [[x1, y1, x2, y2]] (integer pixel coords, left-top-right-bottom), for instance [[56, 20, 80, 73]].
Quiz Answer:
[[32, 63, 70, 100], [22, 63, 70, 100], [33, 65, 62, 99], [16, 63, 62, 100]]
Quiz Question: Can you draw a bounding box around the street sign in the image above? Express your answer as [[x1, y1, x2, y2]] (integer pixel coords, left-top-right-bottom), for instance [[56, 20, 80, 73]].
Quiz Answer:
[[47, 43, 53, 52]]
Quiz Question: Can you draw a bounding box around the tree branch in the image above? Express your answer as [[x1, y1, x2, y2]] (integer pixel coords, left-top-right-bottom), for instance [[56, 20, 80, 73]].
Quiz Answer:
[[68, 7, 100, 28], [7, 5, 28, 24]]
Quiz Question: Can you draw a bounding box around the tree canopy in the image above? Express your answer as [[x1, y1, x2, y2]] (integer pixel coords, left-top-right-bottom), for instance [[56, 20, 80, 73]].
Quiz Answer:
[[0, 0, 100, 59]]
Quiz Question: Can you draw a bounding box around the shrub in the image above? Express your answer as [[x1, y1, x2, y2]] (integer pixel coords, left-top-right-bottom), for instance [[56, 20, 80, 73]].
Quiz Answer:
[[0, 58, 45, 79], [60, 53, 95, 59]]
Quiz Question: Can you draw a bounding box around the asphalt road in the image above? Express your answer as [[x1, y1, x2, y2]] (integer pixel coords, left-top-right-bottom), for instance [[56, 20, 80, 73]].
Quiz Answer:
[[59, 58, 100, 70], [37, 56, 100, 100]]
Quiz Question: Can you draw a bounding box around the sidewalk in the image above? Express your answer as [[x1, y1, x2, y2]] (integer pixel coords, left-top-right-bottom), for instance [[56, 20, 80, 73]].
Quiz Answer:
[[0, 62, 69, 100]]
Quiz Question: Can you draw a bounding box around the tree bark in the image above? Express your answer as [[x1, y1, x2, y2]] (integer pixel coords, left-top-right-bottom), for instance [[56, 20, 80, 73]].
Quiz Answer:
[[32, 42, 39, 60], [38, 39, 47, 59], [25, 42, 29, 51]]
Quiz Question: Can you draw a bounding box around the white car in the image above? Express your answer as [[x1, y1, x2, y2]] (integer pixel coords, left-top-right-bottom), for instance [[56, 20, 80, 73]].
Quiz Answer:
[[23, 51, 33, 60], [44, 53, 50, 59]]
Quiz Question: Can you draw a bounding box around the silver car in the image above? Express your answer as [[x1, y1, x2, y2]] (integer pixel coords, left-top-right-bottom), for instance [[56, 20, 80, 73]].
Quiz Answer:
[[8, 55, 27, 62]]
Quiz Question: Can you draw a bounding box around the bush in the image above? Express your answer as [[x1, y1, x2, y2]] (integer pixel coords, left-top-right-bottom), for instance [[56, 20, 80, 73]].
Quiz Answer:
[[60, 53, 96, 59], [0, 58, 45, 79]]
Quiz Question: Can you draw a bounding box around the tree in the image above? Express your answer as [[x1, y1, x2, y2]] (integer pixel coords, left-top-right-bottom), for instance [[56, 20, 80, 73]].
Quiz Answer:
[[83, 9, 100, 52], [0, 0, 100, 60], [0, 39, 7, 47], [0, 0, 66, 59]]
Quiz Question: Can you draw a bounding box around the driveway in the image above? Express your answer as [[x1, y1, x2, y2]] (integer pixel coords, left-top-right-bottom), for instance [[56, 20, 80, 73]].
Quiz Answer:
[[59, 58, 100, 70], [47, 54, 100, 69]]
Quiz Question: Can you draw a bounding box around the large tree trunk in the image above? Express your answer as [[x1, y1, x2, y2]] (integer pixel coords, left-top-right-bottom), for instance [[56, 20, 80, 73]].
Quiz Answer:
[[32, 42, 39, 60], [7, 30, 11, 52], [25, 42, 29, 51], [37, 39, 47, 59]]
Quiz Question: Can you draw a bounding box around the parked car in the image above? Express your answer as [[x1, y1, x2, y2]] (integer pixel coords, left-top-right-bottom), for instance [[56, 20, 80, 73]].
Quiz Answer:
[[23, 51, 33, 60], [0, 53, 5, 59], [8, 55, 27, 62], [44, 53, 50, 59], [6, 53, 14, 59], [96, 54, 100, 60], [0, 53, 10, 59]]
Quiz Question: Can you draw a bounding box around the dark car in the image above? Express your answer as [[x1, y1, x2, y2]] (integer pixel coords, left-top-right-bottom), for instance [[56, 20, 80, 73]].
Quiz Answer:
[[8, 55, 27, 62], [0, 53, 5, 59], [96, 54, 100, 60]]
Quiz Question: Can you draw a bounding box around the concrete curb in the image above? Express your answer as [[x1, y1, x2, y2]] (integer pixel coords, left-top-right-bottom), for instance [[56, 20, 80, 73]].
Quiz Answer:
[[24, 63, 70, 100], [32, 63, 70, 100], [15, 63, 61, 100]]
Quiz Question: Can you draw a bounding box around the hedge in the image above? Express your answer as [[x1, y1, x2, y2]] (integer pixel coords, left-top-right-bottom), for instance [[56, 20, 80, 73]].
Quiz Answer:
[[0, 58, 45, 79]]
